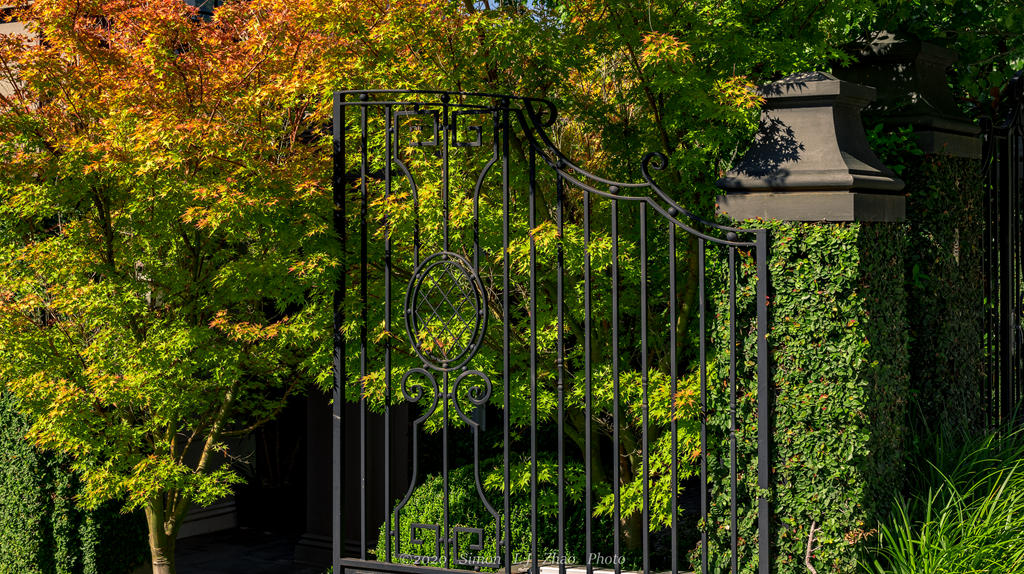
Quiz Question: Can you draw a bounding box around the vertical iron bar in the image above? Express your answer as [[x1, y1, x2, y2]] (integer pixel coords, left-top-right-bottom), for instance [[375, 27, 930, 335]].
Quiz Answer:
[[359, 103, 369, 561], [698, 239, 707, 574], [1002, 130, 1013, 425], [502, 104, 513, 572], [384, 104, 393, 564], [584, 191, 593, 574], [440, 89, 452, 572], [990, 118, 1001, 428], [983, 117, 994, 429], [668, 224, 678, 574], [993, 124, 1000, 426], [729, 247, 738, 574], [529, 146, 539, 574], [332, 91, 347, 574], [557, 174, 567, 574], [640, 203, 650, 574], [443, 369, 451, 569], [756, 230, 771, 574], [1011, 125, 1018, 422], [1011, 126, 1019, 421], [1012, 125, 1017, 420], [412, 114, 421, 268], [611, 201, 621, 574], [441, 93, 452, 571], [442, 98, 450, 251]]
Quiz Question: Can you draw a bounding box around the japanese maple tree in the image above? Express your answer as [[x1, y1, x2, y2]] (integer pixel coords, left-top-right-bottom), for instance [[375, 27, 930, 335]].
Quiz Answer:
[[0, 0, 345, 571]]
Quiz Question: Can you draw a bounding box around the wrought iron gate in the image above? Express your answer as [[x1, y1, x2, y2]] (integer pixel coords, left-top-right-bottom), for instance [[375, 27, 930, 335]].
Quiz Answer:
[[983, 72, 1024, 428], [332, 91, 771, 574]]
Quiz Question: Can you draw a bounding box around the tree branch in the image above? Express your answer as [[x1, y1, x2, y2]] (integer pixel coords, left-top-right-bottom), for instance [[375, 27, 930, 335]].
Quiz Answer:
[[805, 520, 818, 574]]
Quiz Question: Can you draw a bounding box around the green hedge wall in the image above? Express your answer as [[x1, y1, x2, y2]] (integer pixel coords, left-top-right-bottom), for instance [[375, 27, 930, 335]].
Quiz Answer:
[[902, 155, 985, 434], [704, 221, 910, 574], [0, 392, 148, 574], [712, 150, 985, 573]]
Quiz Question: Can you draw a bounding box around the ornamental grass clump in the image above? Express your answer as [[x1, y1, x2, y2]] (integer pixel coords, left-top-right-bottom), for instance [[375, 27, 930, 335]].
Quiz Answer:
[[864, 426, 1024, 574]]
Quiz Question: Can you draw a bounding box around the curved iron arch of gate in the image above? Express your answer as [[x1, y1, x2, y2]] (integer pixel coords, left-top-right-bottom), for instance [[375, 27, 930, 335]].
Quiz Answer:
[[332, 91, 771, 574]]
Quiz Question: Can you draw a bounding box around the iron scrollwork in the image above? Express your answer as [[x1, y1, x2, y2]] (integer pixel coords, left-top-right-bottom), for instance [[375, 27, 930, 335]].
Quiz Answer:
[[395, 251, 499, 567], [404, 251, 487, 372]]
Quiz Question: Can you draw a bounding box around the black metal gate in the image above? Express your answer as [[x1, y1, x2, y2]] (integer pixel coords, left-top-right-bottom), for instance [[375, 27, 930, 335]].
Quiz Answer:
[[983, 72, 1024, 428], [332, 91, 771, 574]]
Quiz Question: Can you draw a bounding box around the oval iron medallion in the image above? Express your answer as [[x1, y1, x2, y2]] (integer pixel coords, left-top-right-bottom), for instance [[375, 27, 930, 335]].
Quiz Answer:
[[404, 252, 487, 371]]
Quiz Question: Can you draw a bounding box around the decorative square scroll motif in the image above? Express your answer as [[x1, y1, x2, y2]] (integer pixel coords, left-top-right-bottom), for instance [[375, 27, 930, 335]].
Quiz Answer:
[[406, 522, 442, 564]]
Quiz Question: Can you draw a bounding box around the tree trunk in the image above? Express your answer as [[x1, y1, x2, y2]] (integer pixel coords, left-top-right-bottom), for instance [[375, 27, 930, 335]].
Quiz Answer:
[[145, 498, 179, 574], [618, 438, 644, 551], [565, 410, 610, 490], [622, 511, 643, 552]]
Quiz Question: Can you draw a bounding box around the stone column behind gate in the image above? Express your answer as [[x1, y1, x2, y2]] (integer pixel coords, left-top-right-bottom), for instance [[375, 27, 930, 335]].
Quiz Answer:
[[717, 71, 910, 574]]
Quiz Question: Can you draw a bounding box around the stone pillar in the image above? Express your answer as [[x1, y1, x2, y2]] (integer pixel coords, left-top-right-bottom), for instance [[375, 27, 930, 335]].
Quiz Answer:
[[837, 32, 982, 159], [294, 392, 333, 566], [837, 33, 986, 433], [716, 73, 910, 573]]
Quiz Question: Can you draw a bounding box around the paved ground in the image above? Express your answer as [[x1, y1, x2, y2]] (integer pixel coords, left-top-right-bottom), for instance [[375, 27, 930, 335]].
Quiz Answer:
[[176, 529, 325, 574]]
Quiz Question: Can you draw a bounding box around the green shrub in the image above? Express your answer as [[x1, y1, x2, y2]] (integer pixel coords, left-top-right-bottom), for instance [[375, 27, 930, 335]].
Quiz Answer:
[[0, 392, 148, 574], [377, 460, 631, 570], [862, 427, 1024, 574]]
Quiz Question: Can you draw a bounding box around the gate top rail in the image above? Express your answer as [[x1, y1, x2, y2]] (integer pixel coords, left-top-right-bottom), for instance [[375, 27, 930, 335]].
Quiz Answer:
[[335, 89, 766, 247]]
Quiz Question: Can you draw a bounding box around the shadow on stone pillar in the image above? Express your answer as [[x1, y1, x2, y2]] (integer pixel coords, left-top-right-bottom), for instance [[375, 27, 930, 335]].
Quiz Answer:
[[835, 31, 982, 159], [836, 33, 987, 434]]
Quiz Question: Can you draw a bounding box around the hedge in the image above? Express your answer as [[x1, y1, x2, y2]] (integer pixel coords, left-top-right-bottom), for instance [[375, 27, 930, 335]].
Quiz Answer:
[[0, 392, 148, 574], [902, 154, 985, 435], [700, 220, 910, 574], [702, 146, 986, 574]]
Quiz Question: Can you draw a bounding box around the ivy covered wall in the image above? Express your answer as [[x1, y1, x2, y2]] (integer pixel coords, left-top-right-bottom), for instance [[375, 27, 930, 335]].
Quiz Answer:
[[0, 392, 148, 574], [709, 147, 986, 574], [707, 221, 910, 574], [902, 155, 986, 434]]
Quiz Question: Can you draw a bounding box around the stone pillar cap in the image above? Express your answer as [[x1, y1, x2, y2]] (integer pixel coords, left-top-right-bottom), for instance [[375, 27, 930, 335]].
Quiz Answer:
[[836, 32, 982, 157], [851, 31, 955, 63], [758, 71, 877, 108], [719, 72, 903, 193], [716, 72, 905, 222]]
